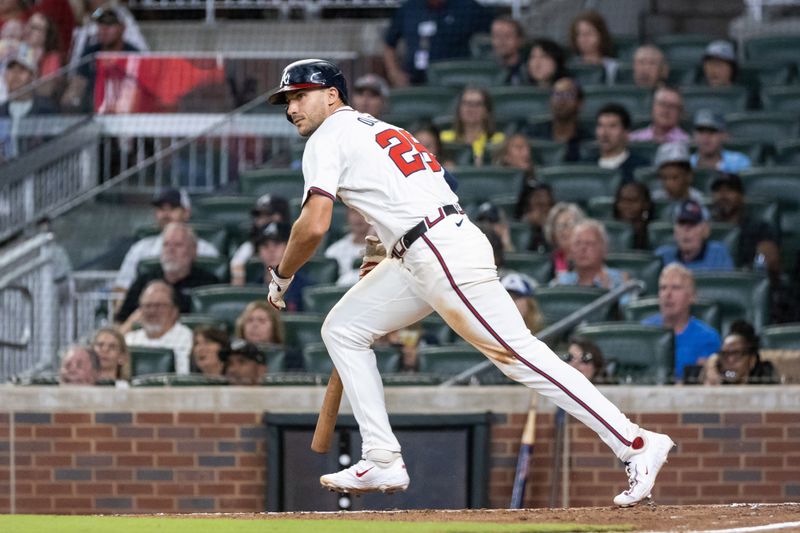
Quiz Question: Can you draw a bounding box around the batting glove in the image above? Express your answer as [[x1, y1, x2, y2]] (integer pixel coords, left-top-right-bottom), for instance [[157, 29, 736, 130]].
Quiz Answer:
[[359, 235, 387, 279], [268, 266, 294, 310]]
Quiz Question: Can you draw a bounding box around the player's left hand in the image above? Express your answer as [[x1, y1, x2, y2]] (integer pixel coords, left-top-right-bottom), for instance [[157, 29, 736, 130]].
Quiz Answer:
[[268, 267, 294, 310]]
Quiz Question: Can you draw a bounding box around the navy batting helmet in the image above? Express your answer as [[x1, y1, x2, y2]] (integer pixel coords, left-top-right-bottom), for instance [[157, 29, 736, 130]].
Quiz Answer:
[[268, 59, 349, 105]]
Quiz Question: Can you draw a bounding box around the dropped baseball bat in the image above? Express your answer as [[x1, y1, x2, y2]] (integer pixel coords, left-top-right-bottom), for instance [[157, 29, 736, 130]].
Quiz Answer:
[[311, 368, 344, 454], [510, 393, 539, 509]]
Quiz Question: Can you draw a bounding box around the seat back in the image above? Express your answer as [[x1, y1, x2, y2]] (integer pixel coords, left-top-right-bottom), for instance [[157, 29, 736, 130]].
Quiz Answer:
[[655, 34, 714, 64], [533, 286, 611, 327], [426, 59, 501, 87], [138, 256, 228, 283], [537, 165, 618, 207], [189, 284, 260, 326], [179, 313, 230, 333], [386, 86, 459, 120], [741, 167, 800, 233], [761, 86, 800, 113], [302, 284, 349, 315], [449, 166, 523, 205], [774, 139, 800, 165], [606, 251, 662, 295], [693, 271, 770, 332], [725, 112, 799, 144], [744, 34, 800, 64], [417, 345, 509, 384], [129, 346, 176, 377], [567, 62, 605, 85], [281, 313, 325, 349], [581, 85, 651, 119], [238, 168, 304, 198], [193, 196, 258, 229], [622, 297, 721, 332], [488, 87, 550, 125], [503, 252, 552, 285], [303, 342, 400, 375], [530, 140, 567, 166], [601, 220, 634, 252], [573, 322, 674, 384], [681, 86, 749, 116], [761, 323, 800, 350]]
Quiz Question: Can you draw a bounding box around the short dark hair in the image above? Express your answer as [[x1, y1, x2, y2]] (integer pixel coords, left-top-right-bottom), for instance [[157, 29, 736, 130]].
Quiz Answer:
[[492, 15, 525, 39], [596, 103, 631, 130]]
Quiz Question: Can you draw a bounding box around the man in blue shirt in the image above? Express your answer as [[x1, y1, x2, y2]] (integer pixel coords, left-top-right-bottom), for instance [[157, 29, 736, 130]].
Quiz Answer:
[[690, 109, 751, 174], [642, 263, 721, 380], [655, 199, 734, 272]]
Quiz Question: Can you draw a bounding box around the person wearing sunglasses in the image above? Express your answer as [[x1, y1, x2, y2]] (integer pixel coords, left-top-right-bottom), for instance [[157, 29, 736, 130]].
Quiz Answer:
[[564, 336, 608, 384]]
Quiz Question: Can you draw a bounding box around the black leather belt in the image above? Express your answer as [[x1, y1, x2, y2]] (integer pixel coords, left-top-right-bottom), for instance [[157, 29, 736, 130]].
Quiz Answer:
[[391, 203, 464, 259]]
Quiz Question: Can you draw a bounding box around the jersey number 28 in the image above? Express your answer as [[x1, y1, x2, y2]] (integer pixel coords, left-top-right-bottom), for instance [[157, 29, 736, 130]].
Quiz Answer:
[[376, 128, 442, 177]]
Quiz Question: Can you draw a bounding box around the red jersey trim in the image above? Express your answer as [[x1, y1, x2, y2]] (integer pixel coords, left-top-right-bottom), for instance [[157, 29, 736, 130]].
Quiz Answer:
[[305, 186, 336, 204]]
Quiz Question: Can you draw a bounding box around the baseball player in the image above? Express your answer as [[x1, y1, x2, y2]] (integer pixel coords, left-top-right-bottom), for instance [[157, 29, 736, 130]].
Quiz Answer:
[[267, 59, 674, 507]]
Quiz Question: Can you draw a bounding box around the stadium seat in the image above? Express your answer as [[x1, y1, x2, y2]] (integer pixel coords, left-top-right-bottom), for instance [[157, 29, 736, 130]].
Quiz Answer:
[[567, 62, 605, 86], [386, 86, 459, 122], [586, 196, 614, 220], [193, 196, 258, 231], [533, 286, 612, 327], [740, 166, 800, 235], [426, 59, 502, 87], [757, 80, 800, 113], [606, 251, 662, 294], [262, 348, 287, 373], [681, 86, 749, 117], [655, 34, 714, 64], [761, 323, 800, 350], [503, 251, 553, 286], [531, 140, 567, 166], [302, 284, 349, 315], [693, 271, 770, 333], [238, 168, 304, 198], [573, 322, 675, 384], [628, 141, 660, 165], [488, 194, 517, 219], [488, 87, 550, 126], [739, 61, 793, 95], [418, 312, 456, 345], [773, 139, 800, 165], [622, 297, 721, 332], [725, 112, 799, 144], [302, 342, 400, 375], [134, 222, 229, 254], [508, 221, 533, 251], [722, 139, 763, 166], [469, 32, 493, 60], [600, 219, 634, 252], [138, 256, 229, 283], [129, 346, 176, 377], [281, 313, 325, 349], [744, 34, 800, 64], [179, 313, 229, 333], [131, 373, 229, 387], [744, 199, 780, 235], [666, 61, 700, 86], [615, 34, 640, 62], [449, 166, 524, 205], [441, 141, 474, 166], [537, 165, 618, 207], [189, 284, 261, 326], [245, 256, 338, 286], [581, 85, 651, 119], [417, 345, 511, 384]]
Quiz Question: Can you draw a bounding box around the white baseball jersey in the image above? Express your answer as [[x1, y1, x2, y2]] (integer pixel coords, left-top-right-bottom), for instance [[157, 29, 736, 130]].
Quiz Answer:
[[301, 107, 458, 249]]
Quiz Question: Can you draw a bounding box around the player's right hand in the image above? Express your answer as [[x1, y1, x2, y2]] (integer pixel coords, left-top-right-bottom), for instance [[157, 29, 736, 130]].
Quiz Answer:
[[268, 266, 294, 310], [359, 235, 387, 279]]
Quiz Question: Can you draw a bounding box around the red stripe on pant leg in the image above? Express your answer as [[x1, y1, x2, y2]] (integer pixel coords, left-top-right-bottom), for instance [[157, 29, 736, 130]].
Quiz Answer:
[[420, 234, 632, 447]]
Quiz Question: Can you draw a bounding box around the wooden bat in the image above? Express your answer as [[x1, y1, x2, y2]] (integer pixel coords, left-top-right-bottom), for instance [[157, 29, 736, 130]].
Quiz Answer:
[[311, 368, 343, 453], [510, 393, 538, 509]]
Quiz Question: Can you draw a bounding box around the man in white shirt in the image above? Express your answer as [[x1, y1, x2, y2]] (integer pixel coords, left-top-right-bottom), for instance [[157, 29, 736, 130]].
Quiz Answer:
[[124, 280, 193, 374], [114, 188, 219, 291], [324, 208, 373, 286]]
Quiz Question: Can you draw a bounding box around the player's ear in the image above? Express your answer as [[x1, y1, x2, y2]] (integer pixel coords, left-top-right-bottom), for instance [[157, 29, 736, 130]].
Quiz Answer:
[[327, 87, 340, 105]]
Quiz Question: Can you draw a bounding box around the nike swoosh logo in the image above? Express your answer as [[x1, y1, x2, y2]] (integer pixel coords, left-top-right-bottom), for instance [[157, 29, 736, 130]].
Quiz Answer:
[[355, 467, 374, 478], [455, 218, 464, 227]]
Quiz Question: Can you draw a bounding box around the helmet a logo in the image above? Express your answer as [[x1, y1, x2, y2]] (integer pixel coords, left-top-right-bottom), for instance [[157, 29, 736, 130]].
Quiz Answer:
[[281, 70, 291, 87]]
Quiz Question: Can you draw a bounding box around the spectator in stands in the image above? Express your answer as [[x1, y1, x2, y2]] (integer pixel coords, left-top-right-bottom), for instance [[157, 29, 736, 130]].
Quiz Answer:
[[701, 40, 737, 87], [351, 74, 389, 118], [594, 103, 648, 184], [701, 319, 779, 385], [0, 0, 26, 35], [516, 181, 554, 252], [564, 336, 607, 384], [254, 221, 309, 312], [114, 188, 219, 292], [412, 122, 459, 175], [61, 6, 141, 112], [441, 86, 504, 166], [58, 345, 99, 385], [376, 324, 424, 373], [630, 86, 689, 143], [476, 201, 514, 252], [23, 12, 63, 89], [115, 222, 220, 326], [652, 142, 705, 212], [544, 202, 586, 276], [491, 16, 526, 85], [642, 263, 721, 381], [525, 38, 567, 89], [493, 133, 535, 182], [690, 110, 751, 174], [568, 10, 618, 84], [524, 77, 588, 162], [501, 272, 543, 334], [30, 0, 75, 58], [68, 2, 146, 71], [709, 172, 780, 276], [382, 0, 491, 86], [655, 199, 734, 272], [230, 194, 290, 286], [224, 338, 267, 385], [123, 280, 194, 374], [235, 300, 285, 346], [632, 44, 669, 89], [91, 327, 130, 383], [325, 208, 373, 287], [553, 219, 630, 295], [613, 181, 653, 250], [191, 325, 228, 377]]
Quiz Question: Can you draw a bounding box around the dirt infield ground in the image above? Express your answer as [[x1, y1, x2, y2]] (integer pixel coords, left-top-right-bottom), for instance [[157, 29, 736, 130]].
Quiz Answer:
[[217, 503, 800, 531]]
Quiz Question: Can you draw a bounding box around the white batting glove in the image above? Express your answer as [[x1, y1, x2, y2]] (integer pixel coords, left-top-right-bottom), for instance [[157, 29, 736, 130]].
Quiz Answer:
[[268, 266, 294, 310], [359, 235, 387, 279]]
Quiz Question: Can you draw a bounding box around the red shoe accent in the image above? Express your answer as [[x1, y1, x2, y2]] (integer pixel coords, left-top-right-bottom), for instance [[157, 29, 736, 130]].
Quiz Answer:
[[355, 467, 374, 478], [632, 436, 645, 450]]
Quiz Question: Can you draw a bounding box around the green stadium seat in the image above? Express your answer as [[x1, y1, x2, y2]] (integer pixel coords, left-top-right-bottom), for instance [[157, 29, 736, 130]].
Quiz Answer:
[[503, 252, 553, 285], [508, 221, 533, 251], [138, 256, 229, 283], [131, 373, 229, 387], [531, 139, 567, 166], [628, 141, 660, 165], [622, 297, 721, 332], [245, 256, 339, 286], [761, 323, 800, 350], [615, 34, 640, 62], [179, 313, 229, 333], [573, 322, 675, 384], [441, 141, 474, 166], [721, 139, 763, 166], [386, 86, 459, 121], [418, 313, 457, 345], [744, 199, 780, 235], [193, 196, 258, 231], [600, 219, 634, 252], [261, 347, 287, 373], [189, 284, 261, 326], [739, 61, 793, 95], [666, 61, 700, 86], [581, 85, 651, 119], [533, 286, 612, 327], [655, 34, 714, 64], [303, 284, 349, 315], [281, 313, 325, 349], [740, 166, 800, 235], [681, 86, 749, 117], [302, 342, 400, 375], [753, 75, 799, 113], [744, 34, 800, 64], [537, 165, 619, 206], [469, 32, 493, 59], [647, 221, 740, 259], [773, 139, 800, 165], [567, 62, 605, 85], [606, 251, 662, 294], [134, 222, 229, 255], [417, 345, 511, 384], [426, 59, 502, 87], [488, 87, 550, 126], [725, 112, 799, 144], [449, 166, 523, 205], [129, 346, 175, 377], [238, 168, 304, 198], [693, 271, 770, 333], [586, 196, 614, 219], [488, 193, 517, 219]]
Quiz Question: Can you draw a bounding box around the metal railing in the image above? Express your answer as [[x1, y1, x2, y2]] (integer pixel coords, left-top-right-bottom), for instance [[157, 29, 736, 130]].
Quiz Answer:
[[439, 280, 646, 386]]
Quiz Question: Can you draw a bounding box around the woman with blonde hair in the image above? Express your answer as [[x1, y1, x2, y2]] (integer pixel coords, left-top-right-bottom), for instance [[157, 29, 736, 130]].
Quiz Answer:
[[544, 202, 586, 276], [234, 300, 285, 346], [91, 327, 130, 382]]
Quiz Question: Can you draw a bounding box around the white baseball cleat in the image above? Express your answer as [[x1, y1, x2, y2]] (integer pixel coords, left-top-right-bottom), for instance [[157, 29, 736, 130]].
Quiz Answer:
[[614, 430, 676, 507], [320, 457, 410, 495]]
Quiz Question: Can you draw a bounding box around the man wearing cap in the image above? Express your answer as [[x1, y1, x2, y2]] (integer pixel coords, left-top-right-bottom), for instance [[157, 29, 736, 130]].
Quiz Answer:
[[655, 199, 734, 272], [224, 339, 268, 385], [501, 272, 543, 334], [230, 194, 290, 286], [351, 74, 390, 119], [325, 208, 374, 287], [114, 188, 220, 292], [652, 142, 705, 215], [491, 16, 527, 86], [702, 40, 737, 88], [690, 109, 750, 174], [710, 172, 779, 276], [630, 86, 689, 144], [255, 221, 309, 312]]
